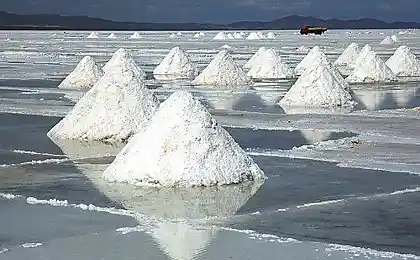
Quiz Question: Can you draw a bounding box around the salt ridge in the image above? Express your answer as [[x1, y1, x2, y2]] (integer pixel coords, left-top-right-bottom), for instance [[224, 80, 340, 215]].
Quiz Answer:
[[103, 91, 266, 187], [58, 56, 103, 90]]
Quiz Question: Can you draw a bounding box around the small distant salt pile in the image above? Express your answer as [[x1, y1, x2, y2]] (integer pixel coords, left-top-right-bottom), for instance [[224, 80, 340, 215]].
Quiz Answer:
[[391, 35, 400, 42], [103, 91, 265, 186], [213, 32, 228, 40], [295, 46, 310, 53], [246, 32, 262, 40], [244, 47, 267, 69], [87, 32, 100, 39], [130, 32, 142, 39], [386, 45, 420, 76], [294, 46, 330, 75], [177, 32, 182, 36], [233, 32, 243, 39], [279, 63, 353, 108], [380, 36, 395, 45], [227, 33, 235, 39], [192, 50, 251, 88], [193, 33, 201, 38], [107, 33, 117, 39], [192, 50, 252, 88], [103, 48, 146, 80], [346, 49, 397, 83], [334, 43, 360, 66], [48, 68, 160, 143], [153, 47, 198, 79], [169, 33, 177, 38], [266, 32, 276, 39], [220, 44, 232, 49], [58, 56, 103, 90], [247, 48, 294, 79]]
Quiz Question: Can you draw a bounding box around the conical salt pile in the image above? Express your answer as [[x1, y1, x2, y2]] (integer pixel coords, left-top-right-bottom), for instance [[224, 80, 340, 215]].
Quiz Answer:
[[386, 45, 420, 76], [48, 68, 160, 143], [391, 35, 400, 42], [58, 56, 103, 90], [295, 46, 310, 53], [346, 49, 397, 83], [353, 44, 373, 68], [266, 32, 276, 39], [334, 43, 360, 66], [169, 33, 177, 38], [153, 47, 198, 79], [380, 36, 395, 45], [193, 33, 201, 38], [213, 32, 228, 40], [227, 33, 235, 39], [192, 50, 252, 88], [279, 63, 353, 108], [244, 47, 267, 69], [103, 48, 146, 80], [87, 32, 100, 39], [246, 32, 262, 40], [294, 46, 330, 75], [247, 48, 294, 79], [233, 32, 243, 39], [103, 91, 265, 186], [107, 33, 117, 39], [130, 32, 142, 39]]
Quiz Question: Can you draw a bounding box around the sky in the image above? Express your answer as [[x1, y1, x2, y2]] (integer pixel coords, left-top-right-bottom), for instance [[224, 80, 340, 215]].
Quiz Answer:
[[0, 0, 419, 23]]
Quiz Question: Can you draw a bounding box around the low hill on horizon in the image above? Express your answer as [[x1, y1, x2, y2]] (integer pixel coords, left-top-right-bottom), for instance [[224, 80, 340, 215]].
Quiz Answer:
[[0, 11, 419, 30]]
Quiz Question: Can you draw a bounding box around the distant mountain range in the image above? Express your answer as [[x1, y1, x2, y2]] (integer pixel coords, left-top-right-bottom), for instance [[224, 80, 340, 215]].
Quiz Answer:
[[0, 11, 419, 30]]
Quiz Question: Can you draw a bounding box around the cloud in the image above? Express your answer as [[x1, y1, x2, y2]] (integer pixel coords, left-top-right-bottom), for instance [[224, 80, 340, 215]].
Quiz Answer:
[[0, 0, 418, 23]]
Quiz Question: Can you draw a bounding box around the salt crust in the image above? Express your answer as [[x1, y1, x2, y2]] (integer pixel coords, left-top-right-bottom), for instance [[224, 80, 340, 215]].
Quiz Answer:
[[153, 47, 198, 79], [103, 48, 146, 80], [48, 69, 160, 143], [386, 45, 420, 77], [244, 47, 267, 69], [192, 50, 252, 88], [58, 56, 103, 90], [279, 63, 353, 108], [247, 48, 294, 79], [103, 90, 266, 187], [334, 43, 360, 66], [346, 49, 397, 83]]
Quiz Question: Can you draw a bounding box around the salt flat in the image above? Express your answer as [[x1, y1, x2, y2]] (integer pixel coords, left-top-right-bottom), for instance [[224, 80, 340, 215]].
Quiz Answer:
[[0, 29, 420, 260]]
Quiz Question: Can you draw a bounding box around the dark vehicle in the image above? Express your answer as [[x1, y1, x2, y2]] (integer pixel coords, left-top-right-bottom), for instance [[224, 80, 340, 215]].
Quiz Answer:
[[300, 26, 328, 35]]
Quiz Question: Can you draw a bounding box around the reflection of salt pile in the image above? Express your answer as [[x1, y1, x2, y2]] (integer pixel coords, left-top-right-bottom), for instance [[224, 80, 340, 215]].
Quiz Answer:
[[192, 50, 252, 88], [294, 46, 330, 75], [58, 56, 103, 90], [130, 32, 142, 39], [346, 49, 397, 83], [353, 90, 388, 110], [103, 91, 265, 186], [103, 48, 146, 80], [300, 130, 331, 144], [153, 47, 198, 79], [380, 36, 395, 45], [48, 68, 160, 143], [334, 43, 360, 67], [213, 32, 228, 40], [385, 45, 420, 76], [87, 32, 100, 39], [279, 63, 353, 108], [107, 33, 117, 39], [244, 47, 267, 69], [247, 48, 294, 79], [295, 46, 310, 53]]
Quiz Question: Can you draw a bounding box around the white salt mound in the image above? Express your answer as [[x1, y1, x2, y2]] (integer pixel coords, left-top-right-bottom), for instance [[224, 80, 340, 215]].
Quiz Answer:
[[103, 90, 265, 187], [247, 48, 294, 79], [279, 63, 353, 108], [244, 47, 267, 69], [213, 32, 228, 40], [48, 69, 160, 143], [220, 44, 232, 49], [103, 48, 146, 80], [130, 32, 142, 39], [266, 32, 276, 39], [107, 33, 117, 39], [334, 43, 360, 66], [192, 50, 252, 88], [295, 46, 310, 53], [153, 47, 198, 79], [386, 45, 420, 76], [353, 44, 373, 68], [294, 46, 330, 75], [58, 56, 103, 90], [246, 32, 262, 40], [346, 49, 397, 83], [87, 32, 100, 39], [227, 33, 235, 39], [233, 32, 243, 39], [193, 33, 201, 38], [391, 35, 400, 42], [169, 33, 176, 38], [380, 36, 395, 45]]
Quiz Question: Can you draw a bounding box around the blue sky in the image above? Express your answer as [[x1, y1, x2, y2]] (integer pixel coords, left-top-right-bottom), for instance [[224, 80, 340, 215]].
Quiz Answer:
[[0, 0, 418, 23]]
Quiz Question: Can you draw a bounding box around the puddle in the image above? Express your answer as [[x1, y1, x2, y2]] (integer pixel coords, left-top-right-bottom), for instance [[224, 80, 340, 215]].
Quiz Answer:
[[225, 127, 357, 150]]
